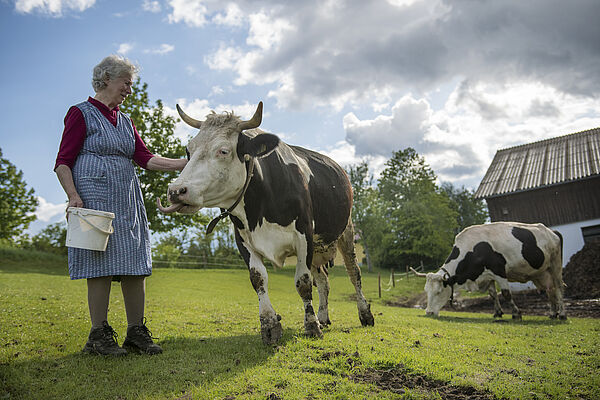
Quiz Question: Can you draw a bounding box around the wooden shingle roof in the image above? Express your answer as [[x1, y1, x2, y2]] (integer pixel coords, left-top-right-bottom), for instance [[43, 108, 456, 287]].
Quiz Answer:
[[475, 128, 600, 199]]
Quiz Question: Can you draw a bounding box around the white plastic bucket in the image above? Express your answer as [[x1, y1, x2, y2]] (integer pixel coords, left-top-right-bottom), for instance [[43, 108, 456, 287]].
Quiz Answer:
[[66, 207, 115, 251]]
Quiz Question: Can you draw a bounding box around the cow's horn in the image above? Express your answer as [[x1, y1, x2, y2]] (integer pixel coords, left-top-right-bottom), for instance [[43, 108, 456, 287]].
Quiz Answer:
[[239, 101, 263, 131], [176, 104, 202, 129], [410, 267, 427, 277]]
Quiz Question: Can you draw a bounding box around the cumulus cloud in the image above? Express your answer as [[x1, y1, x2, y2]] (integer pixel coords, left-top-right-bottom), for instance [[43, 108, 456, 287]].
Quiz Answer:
[[213, 3, 244, 27], [187, 0, 600, 110], [142, 0, 160, 13], [117, 42, 133, 55], [344, 81, 600, 188], [15, 0, 95, 16], [168, 0, 208, 27], [144, 44, 175, 55], [35, 197, 66, 222]]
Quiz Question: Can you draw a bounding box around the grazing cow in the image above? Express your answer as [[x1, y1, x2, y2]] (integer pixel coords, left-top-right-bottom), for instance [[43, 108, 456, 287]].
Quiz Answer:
[[158, 102, 374, 344], [411, 222, 566, 320]]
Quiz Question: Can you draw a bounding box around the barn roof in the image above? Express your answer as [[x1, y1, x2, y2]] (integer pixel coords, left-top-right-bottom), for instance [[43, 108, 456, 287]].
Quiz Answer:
[[475, 127, 600, 199]]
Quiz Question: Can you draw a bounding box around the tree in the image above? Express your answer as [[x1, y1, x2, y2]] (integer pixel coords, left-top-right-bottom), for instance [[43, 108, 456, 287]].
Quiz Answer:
[[24, 221, 67, 255], [440, 182, 489, 233], [120, 79, 208, 233], [376, 148, 458, 269], [347, 162, 384, 273], [0, 148, 38, 243]]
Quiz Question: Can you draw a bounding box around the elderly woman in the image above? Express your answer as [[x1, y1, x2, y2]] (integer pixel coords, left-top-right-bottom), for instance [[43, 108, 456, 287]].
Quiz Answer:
[[54, 55, 186, 356]]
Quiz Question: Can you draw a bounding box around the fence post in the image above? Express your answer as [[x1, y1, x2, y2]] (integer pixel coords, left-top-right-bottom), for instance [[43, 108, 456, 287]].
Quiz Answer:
[[406, 265, 409, 281], [378, 272, 381, 298], [391, 268, 395, 287]]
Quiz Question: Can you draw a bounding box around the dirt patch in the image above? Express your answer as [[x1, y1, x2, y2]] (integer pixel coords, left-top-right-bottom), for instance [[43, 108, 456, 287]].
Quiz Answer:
[[389, 290, 600, 319], [351, 367, 498, 399], [564, 242, 600, 299]]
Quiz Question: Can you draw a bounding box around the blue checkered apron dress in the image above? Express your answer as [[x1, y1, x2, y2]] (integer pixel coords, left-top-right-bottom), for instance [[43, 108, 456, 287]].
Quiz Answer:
[[67, 101, 152, 280]]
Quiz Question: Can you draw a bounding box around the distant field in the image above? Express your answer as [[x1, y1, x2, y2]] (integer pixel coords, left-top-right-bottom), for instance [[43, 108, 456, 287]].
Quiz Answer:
[[1, 248, 599, 399]]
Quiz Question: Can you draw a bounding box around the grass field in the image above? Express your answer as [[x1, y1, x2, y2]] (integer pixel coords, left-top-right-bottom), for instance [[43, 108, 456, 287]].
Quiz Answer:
[[1, 248, 599, 399]]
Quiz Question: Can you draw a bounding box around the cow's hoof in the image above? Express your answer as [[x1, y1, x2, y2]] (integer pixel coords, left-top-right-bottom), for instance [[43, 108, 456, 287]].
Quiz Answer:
[[318, 317, 331, 327], [559, 315, 568, 321], [359, 304, 375, 327], [260, 315, 283, 345], [493, 312, 503, 318], [512, 314, 522, 320], [304, 320, 323, 338]]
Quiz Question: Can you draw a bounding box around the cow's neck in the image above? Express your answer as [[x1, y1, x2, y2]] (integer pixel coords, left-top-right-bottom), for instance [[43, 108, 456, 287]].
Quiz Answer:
[[206, 157, 255, 234]]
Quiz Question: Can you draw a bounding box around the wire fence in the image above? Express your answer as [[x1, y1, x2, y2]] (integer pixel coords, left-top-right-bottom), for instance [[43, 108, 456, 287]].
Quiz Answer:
[[152, 253, 247, 269]]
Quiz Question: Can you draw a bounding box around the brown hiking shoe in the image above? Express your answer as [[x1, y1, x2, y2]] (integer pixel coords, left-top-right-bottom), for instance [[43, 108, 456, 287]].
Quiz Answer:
[[82, 321, 127, 356], [122, 319, 163, 355]]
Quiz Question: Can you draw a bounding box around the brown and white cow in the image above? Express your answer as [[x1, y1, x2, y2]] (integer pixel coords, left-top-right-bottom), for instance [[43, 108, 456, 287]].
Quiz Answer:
[[411, 222, 566, 320], [158, 102, 374, 344]]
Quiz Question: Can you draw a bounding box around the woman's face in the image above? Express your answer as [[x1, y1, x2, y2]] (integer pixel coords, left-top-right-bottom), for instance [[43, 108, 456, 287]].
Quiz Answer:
[[103, 75, 133, 106]]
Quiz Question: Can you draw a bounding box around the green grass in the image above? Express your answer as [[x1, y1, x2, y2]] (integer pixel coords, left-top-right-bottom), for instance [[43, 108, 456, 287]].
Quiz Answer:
[[1, 248, 599, 399]]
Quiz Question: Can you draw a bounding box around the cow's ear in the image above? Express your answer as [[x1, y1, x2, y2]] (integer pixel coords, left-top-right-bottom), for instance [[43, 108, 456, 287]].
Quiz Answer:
[[244, 133, 280, 158]]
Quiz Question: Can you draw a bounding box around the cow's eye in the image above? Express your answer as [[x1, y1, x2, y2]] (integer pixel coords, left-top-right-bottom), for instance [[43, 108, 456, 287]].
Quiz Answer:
[[218, 148, 230, 156], [186, 148, 190, 160]]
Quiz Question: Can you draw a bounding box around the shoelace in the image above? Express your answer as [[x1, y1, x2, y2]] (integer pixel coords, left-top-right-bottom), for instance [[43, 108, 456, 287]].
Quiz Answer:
[[102, 323, 120, 345], [137, 317, 158, 343]]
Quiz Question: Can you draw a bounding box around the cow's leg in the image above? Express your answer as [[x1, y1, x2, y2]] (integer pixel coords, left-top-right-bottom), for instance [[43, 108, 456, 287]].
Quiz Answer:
[[295, 262, 323, 338], [310, 264, 331, 327], [294, 235, 322, 338], [485, 281, 503, 318], [496, 279, 522, 319], [337, 221, 374, 326], [249, 254, 282, 344], [236, 232, 282, 345], [534, 267, 567, 320]]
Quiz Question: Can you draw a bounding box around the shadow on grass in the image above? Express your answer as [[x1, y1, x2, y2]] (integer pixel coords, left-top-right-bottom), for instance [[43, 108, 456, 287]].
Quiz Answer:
[[2, 330, 296, 400], [418, 314, 569, 325]]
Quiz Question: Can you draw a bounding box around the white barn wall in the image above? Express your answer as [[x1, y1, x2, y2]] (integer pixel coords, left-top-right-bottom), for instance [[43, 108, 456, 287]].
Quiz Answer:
[[551, 218, 600, 267]]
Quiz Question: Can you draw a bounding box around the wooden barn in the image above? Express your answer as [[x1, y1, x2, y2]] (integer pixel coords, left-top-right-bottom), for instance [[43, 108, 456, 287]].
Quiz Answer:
[[475, 127, 600, 267]]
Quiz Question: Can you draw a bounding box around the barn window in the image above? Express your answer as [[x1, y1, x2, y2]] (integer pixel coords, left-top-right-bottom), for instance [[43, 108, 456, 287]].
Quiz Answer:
[[581, 224, 600, 244]]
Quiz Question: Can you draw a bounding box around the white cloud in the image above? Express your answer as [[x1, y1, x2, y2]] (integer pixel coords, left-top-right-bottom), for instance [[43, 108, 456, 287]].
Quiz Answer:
[[197, 1, 600, 112], [117, 42, 133, 55], [213, 3, 244, 27], [35, 197, 66, 222], [168, 0, 208, 27], [15, 0, 95, 16], [142, 0, 160, 13], [343, 81, 600, 189], [144, 44, 175, 55]]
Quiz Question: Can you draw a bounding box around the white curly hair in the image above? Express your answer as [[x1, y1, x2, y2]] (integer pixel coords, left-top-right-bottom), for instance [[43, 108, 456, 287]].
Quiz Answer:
[[91, 55, 139, 93]]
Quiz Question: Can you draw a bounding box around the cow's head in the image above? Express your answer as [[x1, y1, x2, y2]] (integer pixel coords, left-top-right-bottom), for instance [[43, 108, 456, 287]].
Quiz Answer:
[[157, 101, 280, 214], [411, 267, 453, 316]]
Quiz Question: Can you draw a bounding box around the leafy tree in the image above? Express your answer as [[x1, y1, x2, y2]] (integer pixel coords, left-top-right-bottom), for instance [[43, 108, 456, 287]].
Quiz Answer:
[[376, 148, 458, 269], [24, 221, 67, 255], [152, 233, 183, 268], [0, 148, 38, 243], [440, 182, 489, 233], [347, 162, 384, 273], [120, 79, 208, 233]]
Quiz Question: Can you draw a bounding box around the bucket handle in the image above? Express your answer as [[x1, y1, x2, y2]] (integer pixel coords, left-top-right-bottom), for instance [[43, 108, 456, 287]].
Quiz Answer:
[[77, 214, 114, 235]]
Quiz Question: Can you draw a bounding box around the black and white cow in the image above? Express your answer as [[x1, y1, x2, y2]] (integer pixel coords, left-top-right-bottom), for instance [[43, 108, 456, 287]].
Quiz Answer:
[[158, 102, 374, 344], [411, 222, 566, 320]]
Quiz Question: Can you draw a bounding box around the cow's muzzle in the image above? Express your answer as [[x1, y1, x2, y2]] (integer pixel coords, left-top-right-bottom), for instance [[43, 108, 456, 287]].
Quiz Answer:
[[168, 187, 187, 203]]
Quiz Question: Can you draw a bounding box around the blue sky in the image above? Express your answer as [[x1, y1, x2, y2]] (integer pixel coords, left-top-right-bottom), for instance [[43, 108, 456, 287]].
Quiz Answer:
[[1, 0, 599, 234]]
